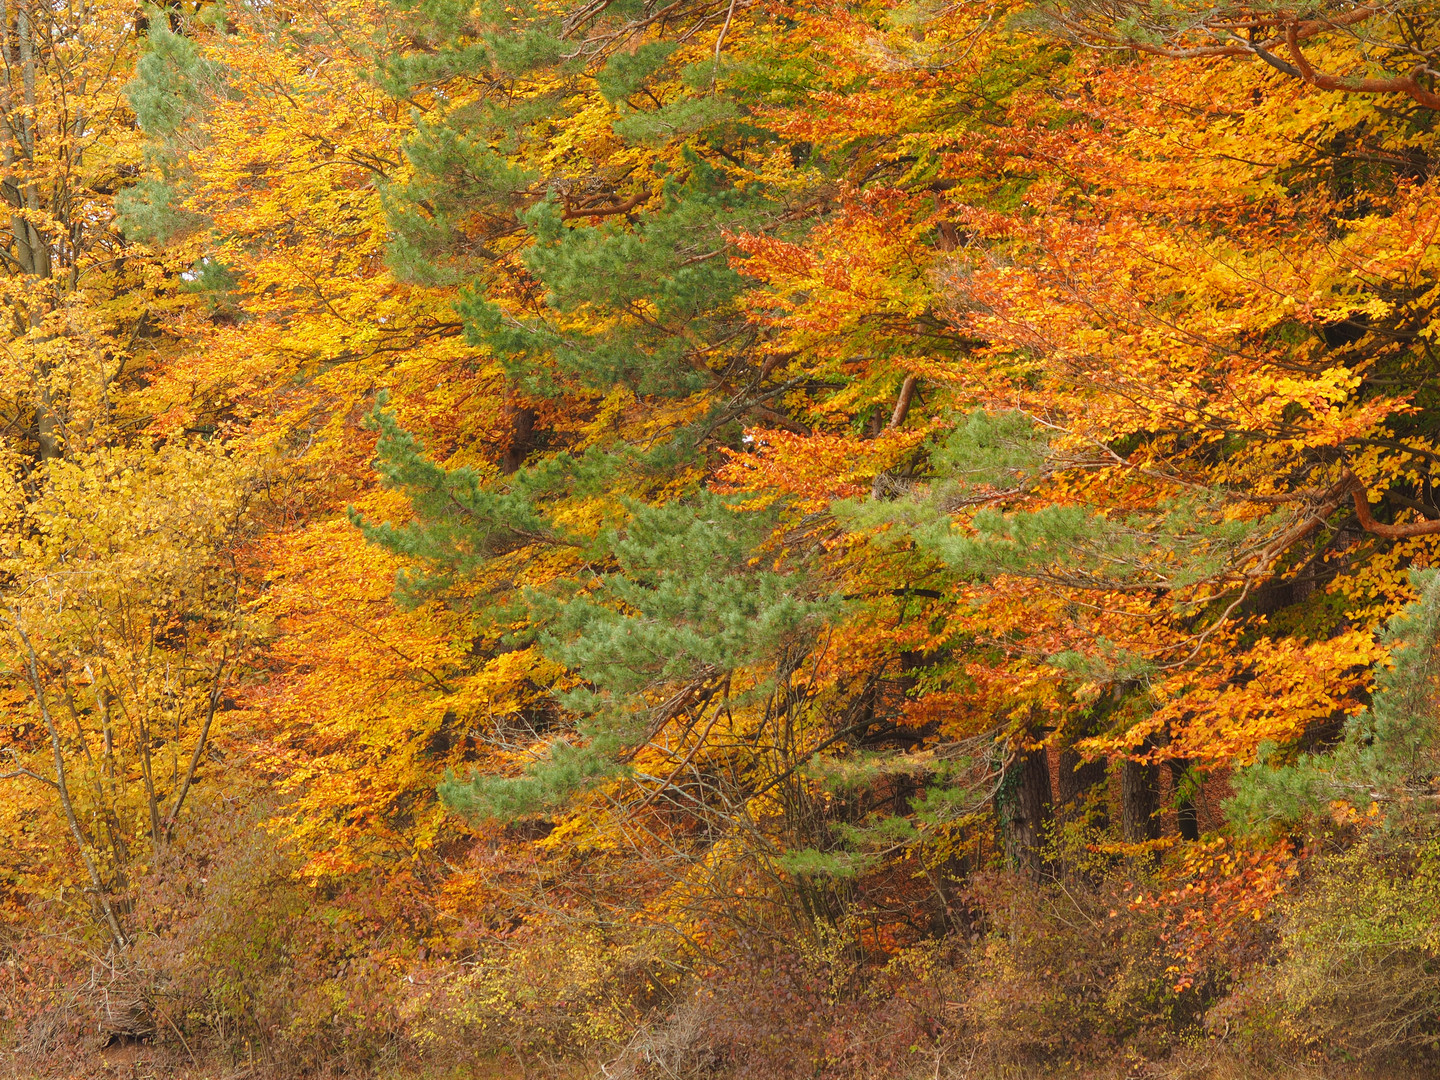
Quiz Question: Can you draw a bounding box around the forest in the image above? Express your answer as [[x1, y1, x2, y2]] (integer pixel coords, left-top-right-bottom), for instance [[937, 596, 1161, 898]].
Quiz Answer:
[[2, 0, 1440, 1076]]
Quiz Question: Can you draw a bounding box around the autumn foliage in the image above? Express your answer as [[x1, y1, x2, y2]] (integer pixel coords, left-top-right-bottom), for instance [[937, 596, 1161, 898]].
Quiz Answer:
[[3, 0, 1440, 1076]]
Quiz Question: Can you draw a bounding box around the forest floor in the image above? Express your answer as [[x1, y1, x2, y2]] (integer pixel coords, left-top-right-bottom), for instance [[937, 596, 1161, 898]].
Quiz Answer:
[[0, 1042, 1426, 1080]]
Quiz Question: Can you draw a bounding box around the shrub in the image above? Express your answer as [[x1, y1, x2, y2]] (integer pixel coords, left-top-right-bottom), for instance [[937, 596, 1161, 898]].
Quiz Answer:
[[1247, 832, 1440, 1057]]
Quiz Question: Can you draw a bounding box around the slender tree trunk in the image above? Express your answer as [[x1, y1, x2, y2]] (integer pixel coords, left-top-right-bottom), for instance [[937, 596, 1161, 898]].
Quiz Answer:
[[887, 375, 918, 429], [164, 647, 230, 840], [17, 9, 48, 282], [1, 5, 63, 461], [12, 617, 126, 947]]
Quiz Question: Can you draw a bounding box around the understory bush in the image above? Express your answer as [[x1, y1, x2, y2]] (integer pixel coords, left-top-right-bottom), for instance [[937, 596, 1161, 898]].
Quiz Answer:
[[1237, 833, 1440, 1058], [10, 800, 1440, 1079]]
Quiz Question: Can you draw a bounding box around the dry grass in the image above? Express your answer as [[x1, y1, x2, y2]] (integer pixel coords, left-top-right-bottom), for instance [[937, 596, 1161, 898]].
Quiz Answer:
[[5, 1039, 1435, 1080]]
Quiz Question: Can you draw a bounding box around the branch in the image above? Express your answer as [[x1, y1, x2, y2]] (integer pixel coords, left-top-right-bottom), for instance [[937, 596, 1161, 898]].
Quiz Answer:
[[1286, 23, 1440, 108], [714, 0, 739, 64], [1053, 5, 1440, 109], [888, 374, 919, 430], [163, 643, 232, 841], [561, 188, 649, 220], [635, 703, 726, 813], [1250, 41, 1303, 78], [1347, 470, 1440, 538], [841, 587, 945, 600], [0, 766, 56, 786]]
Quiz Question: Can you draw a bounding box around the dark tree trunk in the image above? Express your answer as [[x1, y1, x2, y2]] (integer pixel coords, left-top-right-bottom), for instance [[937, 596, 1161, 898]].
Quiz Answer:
[[1057, 746, 1109, 829], [501, 405, 537, 474], [1170, 759, 1201, 841], [1000, 743, 1053, 877], [1121, 756, 1161, 842]]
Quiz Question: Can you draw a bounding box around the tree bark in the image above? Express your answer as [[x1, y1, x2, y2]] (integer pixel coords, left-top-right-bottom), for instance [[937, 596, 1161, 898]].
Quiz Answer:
[[887, 375, 918, 430], [501, 405, 536, 474], [1000, 742, 1053, 877], [1170, 759, 1200, 841], [1121, 756, 1161, 842], [1057, 745, 1108, 829]]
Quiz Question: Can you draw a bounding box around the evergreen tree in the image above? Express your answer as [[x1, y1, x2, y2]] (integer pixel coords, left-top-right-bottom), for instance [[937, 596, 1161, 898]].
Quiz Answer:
[[1229, 568, 1440, 832]]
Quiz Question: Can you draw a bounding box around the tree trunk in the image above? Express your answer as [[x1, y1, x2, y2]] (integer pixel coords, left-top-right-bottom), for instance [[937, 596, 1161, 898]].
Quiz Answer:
[[501, 405, 536, 474], [1121, 756, 1160, 842], [1057, 746, 1108, 829], [1000, 742, 1053, 877], [1170, 759, 1200, 841], [13, 618, 126, 947]]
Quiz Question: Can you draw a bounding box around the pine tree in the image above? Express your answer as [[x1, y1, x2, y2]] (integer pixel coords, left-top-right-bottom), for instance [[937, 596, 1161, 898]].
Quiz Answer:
[[1229, 569, 1440, 832]]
